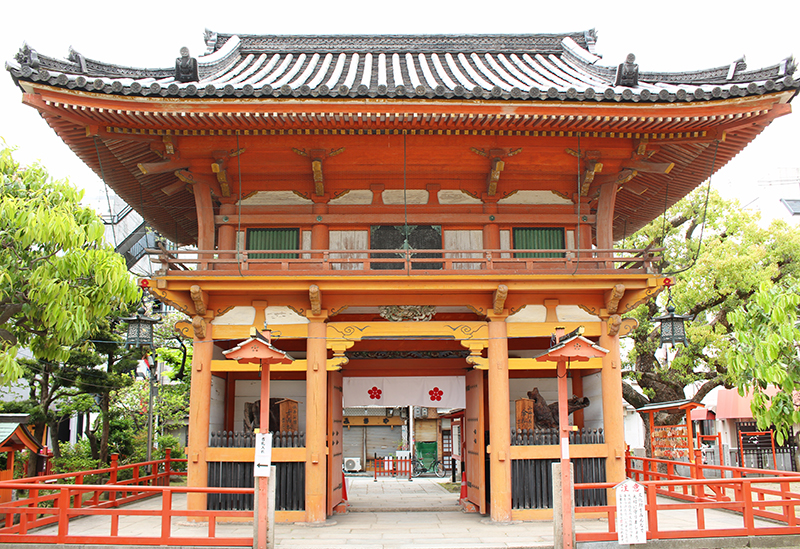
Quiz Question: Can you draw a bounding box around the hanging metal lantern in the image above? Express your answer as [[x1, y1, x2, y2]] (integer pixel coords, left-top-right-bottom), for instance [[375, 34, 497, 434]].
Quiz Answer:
[[121, 307, 162, 349], [651, 278, 692, 347]]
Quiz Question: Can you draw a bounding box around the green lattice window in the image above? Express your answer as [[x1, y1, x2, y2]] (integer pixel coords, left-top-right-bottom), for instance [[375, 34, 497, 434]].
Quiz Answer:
[[513, 228, 565, 258], [246, 228, 299, 259]]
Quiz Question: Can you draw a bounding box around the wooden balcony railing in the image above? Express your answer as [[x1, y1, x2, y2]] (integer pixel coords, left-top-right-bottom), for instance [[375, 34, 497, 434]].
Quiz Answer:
[[149, 247, 662, 276]]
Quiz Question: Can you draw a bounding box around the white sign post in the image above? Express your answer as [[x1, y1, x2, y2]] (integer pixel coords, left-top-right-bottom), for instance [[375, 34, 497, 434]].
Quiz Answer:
[[255, 432, 273, 477], [254, 432, 274, 549], [615, 479, 647, 545]]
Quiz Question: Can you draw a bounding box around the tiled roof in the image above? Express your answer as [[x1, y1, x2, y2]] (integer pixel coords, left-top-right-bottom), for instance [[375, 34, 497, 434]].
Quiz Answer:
[[8, 30, 798, 103]]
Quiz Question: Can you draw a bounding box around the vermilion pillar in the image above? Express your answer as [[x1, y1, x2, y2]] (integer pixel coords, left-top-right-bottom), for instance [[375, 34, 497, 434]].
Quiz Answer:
[[216, 201, 237, 269], [193, 182, 215, 269], [487, 315, 511, 522], [187, 324, 214, 512], [599, 321, 625, 498], [306, 315, 328, 522]]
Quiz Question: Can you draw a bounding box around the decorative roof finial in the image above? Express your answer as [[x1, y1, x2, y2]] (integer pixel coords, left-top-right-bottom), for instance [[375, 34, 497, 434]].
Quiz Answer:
[[14, 43, 39, 69], [68, 47, 87, 74], [175, 47, 198, 83], [204, 29, 218, 54], [615, 53, 639, 87]]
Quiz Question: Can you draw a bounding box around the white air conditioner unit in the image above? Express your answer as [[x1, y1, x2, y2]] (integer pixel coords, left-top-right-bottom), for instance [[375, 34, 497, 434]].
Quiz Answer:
[[343, 457, 362, 472]]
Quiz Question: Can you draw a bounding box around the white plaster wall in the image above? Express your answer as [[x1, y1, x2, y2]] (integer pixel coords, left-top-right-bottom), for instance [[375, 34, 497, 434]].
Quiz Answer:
[[582, 371, 604, 431], [234, 380, 307, 432], [624, 407, 646, 450], [209, 375, 226, 434]]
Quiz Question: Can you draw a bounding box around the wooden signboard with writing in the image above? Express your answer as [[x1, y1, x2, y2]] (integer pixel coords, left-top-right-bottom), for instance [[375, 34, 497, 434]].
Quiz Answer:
[[515, 398, 536, 431], [276, 399, 298, 432]]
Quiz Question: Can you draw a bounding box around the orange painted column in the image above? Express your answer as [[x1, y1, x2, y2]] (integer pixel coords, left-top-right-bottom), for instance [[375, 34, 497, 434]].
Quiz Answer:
[[487, 315, 511, 522], [187, 324, 214, 512], [483, 222, 500, 251], [193, 182, 215, 269], [599, 320, 625, 499], [306, 314, 328, 522], [216, 201, 237, 269]]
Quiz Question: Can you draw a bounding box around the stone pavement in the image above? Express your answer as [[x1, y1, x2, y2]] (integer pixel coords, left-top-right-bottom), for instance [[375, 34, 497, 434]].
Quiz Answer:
[[21, 475, 800, 549]]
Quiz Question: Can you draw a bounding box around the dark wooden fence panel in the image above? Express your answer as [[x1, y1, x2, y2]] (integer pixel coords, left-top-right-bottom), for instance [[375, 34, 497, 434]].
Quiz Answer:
[[511, 428, 604, 446], [511, 457, 606, 509], [207, 430, 306, 511]]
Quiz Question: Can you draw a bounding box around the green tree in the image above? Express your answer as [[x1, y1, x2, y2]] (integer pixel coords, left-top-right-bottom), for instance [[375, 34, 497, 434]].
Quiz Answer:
[[727, 283, 800, 446], [620, 188, 800, 453], [0, 145, 140, 380]]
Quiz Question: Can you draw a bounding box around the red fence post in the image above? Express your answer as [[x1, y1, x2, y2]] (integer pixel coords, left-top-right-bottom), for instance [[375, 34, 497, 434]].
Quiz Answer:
[[164, 448, 172, 486], [625, 446, 632, 477], [161, 488, 172, 543], [742, 480, 755, 533], [109, 454, 119, 506], [647, 483, 658, 539], [57, 487, 69, 542]]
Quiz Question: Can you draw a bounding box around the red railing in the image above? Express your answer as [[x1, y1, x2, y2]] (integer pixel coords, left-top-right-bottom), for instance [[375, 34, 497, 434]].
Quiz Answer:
[[572, 451, 800, 542], [0, 450, 254, 546], [149, 247, 662, 276], [2, 449, 798, 545], [373, 456, 413, 480]]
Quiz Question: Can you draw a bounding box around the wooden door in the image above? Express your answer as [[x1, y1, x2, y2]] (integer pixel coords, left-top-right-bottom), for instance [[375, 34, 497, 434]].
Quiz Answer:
[[465, 369, 485, 513], [327, 371, 344, 514]]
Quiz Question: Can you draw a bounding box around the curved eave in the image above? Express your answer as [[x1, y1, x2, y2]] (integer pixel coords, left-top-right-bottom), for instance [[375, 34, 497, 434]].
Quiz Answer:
[[8, 31, 796, 105], [20, 84, 794, 244]]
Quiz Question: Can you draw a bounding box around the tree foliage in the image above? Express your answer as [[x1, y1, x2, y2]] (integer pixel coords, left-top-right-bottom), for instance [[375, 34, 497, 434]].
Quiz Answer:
[[0, 145, 140, 380], [620, 187, 800, 445], [727, 283, 800, 445]]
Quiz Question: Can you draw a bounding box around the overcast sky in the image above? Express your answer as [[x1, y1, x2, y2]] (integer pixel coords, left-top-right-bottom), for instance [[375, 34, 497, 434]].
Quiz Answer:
[[2, 1, 799, 222]]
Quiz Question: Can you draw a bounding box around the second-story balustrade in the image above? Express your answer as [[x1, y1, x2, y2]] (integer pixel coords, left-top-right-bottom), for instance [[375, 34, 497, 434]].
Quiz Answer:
[[149, 246, 662, 276]]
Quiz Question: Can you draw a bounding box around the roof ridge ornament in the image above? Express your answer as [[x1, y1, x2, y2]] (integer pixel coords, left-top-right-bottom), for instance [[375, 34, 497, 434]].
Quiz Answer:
[[175, 47, 199, 83], [727, 56, 747, 80], [204, 29, 218, 54], [14, 43, 39, 69], [615, 53, 638, 87], [584, 29, 598, 55], [68, 46, 86, 74]]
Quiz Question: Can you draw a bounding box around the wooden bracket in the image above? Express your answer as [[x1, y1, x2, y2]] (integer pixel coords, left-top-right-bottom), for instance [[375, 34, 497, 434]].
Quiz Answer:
[[175, 170, 224, 198], [543, 299, 559, 323], [138, 156, 189, 175], [190, 284, 208, 316], [487, 155, 505, 196], [607, 314, 622, 336], [211, 158, 231, 197], [309, 284, 322, 316], [580, 160, 603, 196], [493, 284, 508, 315], [311, 149, 326, 196], [192, 315, 207, 339], [604, 284, 625, 314]]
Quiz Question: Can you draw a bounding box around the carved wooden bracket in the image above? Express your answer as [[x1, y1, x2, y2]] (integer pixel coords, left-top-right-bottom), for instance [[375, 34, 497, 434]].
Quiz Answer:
[[493, 284, 508, 315], [192, 315, 207, 339], [605, 284, 625, 314], [190, 284, 208, 316], [309, 284, 322, 316], [138, 155, 190, 175], [460, 340, 487, 366], [174, 169, 224, 198], [211, 157, 230, 197], [607, 314, 622, 336], [487, 156, 505, 196]]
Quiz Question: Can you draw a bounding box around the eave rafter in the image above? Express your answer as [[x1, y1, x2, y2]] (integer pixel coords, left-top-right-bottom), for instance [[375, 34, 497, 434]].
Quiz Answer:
[[22, 88, 792, 139]]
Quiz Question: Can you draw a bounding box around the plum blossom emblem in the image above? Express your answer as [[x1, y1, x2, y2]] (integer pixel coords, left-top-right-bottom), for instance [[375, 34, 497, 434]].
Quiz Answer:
[[429, 387, 443, 402], [368, 386, 382, 400]]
